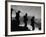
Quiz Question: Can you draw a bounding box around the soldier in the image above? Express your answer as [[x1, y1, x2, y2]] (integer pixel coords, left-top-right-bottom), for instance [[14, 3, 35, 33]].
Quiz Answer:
[[15, 10, 21, 26], [11, 8, 14, 14], [31, 16, 35, 30], [23, 13, 28, 27]]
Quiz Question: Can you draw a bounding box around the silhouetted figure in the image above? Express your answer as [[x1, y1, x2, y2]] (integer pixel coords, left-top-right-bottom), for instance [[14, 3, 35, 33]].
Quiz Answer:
[[11, 8, 13, 11], [23, 13, 28, 27], [31, 16, 35, 30], [11, 9, 13, 21], [15, 10, 21, 26], [11, 8, 14, 15], [11, 8, 17, 31]]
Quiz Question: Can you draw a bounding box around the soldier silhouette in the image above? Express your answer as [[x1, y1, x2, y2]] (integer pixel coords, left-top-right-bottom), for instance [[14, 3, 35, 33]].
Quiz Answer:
[[11, 8, 13, 11], [31, 16, 35, 30], [23, 13, 28, 27], [11, 8, 14, 14], [11, 8, 17, 31], [15, 10, 21, 26]]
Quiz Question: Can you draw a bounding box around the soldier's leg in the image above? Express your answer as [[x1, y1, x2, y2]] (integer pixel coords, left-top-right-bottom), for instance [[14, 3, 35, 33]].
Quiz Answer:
[[39, 25, 41, 30], [25, 22, 27, 27], [32, 24, 35, 30]]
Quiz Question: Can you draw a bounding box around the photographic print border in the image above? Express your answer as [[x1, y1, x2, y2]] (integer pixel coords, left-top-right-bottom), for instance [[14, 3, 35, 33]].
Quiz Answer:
[[5, 1, 45, 36]]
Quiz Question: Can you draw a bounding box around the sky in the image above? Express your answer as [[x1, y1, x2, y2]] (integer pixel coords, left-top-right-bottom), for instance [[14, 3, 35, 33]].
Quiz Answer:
[[11, 5, 41, 19]]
